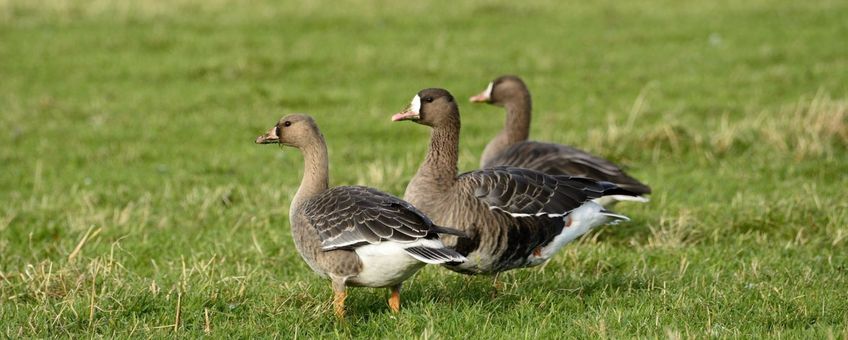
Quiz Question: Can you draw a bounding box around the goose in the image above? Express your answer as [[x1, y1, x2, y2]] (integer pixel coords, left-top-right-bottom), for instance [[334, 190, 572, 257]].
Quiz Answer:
[[255, 114, 466, 317], [470, 75, 651, 206], [391, 89, 641, 276]]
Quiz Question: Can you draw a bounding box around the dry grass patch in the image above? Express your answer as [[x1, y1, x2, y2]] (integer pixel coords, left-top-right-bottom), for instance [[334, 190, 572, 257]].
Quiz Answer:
[[584, 92, 847, 161]]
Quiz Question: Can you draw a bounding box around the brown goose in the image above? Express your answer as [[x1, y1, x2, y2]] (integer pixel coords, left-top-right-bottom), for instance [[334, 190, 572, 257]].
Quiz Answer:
[[255, 114, 465, 317], [470, 75, 651, 206], [391, 89, 640, 275]]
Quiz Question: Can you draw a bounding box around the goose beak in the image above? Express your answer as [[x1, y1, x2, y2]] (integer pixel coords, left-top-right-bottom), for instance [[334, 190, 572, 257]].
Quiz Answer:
[[255, 126, 280, 144], [391, 108, 420, 122], [393, 94, 422, 121], [469, 91, 490, 103], [470, 82, 494, 103]]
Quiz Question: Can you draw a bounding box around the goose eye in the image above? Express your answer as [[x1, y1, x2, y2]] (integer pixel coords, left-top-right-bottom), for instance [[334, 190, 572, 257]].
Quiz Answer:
[[423, 97, 434, 103], [284, 121, 292, 127]]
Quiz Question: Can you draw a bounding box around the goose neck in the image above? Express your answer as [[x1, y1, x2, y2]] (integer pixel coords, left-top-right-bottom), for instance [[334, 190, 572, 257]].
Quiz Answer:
[[415, 121, 460, 188], [502, 95, 531, 143], [291, 137, 330, 215]]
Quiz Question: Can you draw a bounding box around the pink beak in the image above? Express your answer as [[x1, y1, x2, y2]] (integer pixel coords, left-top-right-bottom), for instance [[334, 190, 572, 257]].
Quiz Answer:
[[391, 109, 420, 121], [255, 126, 280, 144], [469, 91, 490, 103]]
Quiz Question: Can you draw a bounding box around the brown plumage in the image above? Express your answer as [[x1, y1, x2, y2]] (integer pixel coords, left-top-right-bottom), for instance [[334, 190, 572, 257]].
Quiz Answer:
[[393, 89, 639, 275], [255, 114, 464, 317], [470, 75, 651, 202]]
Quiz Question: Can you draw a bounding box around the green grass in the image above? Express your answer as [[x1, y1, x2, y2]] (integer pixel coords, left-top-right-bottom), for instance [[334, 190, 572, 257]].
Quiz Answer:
[[2, 0, 847, 337]]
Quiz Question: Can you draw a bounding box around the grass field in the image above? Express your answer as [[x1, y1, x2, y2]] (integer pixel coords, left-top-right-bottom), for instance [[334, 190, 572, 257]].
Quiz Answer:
[[2, 0, 847, 337]]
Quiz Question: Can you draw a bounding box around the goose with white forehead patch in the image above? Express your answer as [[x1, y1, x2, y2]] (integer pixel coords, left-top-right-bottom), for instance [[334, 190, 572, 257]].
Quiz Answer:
[[392, 88, 641, 278], [470, 75, 652, 206], [256, 114, 466, 317]]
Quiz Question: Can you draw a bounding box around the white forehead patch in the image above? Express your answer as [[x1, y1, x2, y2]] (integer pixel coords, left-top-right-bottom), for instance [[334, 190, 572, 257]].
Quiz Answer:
[[410, 95, 421, 113], [484, 82, 494, 98]]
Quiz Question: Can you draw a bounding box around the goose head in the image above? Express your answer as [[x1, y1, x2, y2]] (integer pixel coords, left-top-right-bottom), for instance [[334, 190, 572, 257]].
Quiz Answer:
[[469, 75, 528, 107], [255, 114, 322, 148], [392, 88, 458, 128]]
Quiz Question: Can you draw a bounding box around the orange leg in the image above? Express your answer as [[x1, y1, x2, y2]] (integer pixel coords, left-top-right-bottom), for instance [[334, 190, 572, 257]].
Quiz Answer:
[[388, 285, 401, 313], [333, 288, 347, 318]]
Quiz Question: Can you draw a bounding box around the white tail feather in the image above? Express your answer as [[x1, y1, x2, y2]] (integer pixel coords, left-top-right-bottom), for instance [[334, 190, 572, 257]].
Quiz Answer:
[[593, 195, 649, 207], [601, 210, 630, 225], [403, 246, 467, 264], [607, 195, 649, 203]]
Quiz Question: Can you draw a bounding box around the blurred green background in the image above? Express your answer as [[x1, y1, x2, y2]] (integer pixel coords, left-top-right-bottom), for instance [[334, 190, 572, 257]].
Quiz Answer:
[[1, 0, 846, 337]]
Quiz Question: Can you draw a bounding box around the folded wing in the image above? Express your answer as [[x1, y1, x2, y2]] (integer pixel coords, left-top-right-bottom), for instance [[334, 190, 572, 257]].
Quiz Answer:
[[461, 166, 611, 217], [302, 186, 436, 251]]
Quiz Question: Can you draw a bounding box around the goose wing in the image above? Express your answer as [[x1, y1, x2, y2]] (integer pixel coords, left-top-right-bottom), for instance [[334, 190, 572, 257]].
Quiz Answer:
[[460, 166, 608, 217], [301, 186, 434, 251], [485, 141, 651, 195]]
